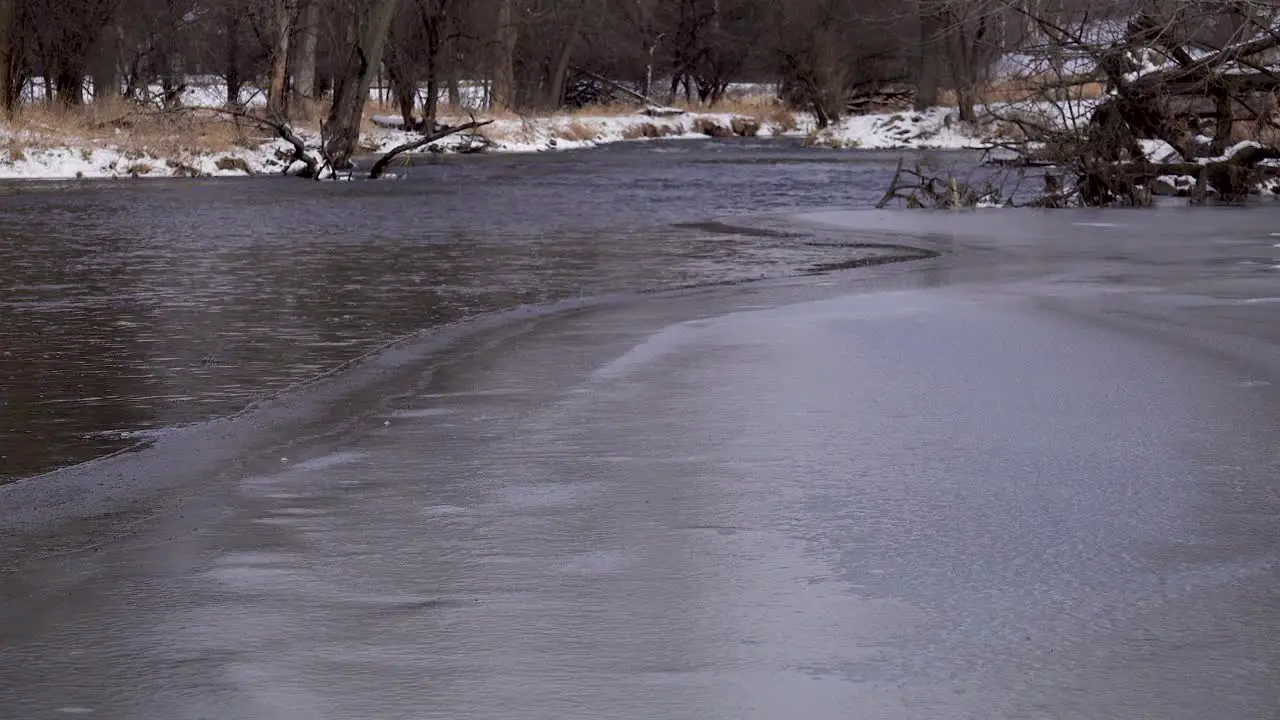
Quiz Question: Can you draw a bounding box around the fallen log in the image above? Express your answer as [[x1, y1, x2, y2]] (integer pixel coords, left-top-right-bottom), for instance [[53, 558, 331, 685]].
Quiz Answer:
[[1128, 35, 1280, 91], [368, 119, 495, 179], [1081, 144, 1280, 203]]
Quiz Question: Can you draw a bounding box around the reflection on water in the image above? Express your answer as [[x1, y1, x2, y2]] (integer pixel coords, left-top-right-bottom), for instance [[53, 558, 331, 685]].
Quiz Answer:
[[0, 139, 910, 480]]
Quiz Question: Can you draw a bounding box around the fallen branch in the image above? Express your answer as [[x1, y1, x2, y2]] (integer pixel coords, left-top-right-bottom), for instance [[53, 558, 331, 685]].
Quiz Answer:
[[367, 119, 495, 179], [879, 158, 1015, 209], [568, 66, 678, 114], [194, 106, 322, 179]]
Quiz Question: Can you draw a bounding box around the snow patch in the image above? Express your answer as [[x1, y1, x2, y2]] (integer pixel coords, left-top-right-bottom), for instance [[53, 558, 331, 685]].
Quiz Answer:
[[1140, 139, 1182, 164], [811, 107, 987, 150]]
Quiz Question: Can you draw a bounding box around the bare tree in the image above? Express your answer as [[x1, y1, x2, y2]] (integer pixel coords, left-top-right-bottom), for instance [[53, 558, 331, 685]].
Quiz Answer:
[[915, 2, 945, 109], [385, 0, 456, 127], [322, 0, 401, 169], [615, 0, 666, 97], [774, 0, 909, 126], [545, 0, 593, 108], [267, 0, 298, 114], [222, 0, 247, 106], [89, 9, 124, 101], [293, 0, 320, 99], [491, 0, 518, 109]]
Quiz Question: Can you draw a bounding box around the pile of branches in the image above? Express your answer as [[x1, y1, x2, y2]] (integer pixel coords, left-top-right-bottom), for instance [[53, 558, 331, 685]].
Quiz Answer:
[[845, 79, 914, 114], [877, 158, 1033, 209], [982, 1, 1280, 206]]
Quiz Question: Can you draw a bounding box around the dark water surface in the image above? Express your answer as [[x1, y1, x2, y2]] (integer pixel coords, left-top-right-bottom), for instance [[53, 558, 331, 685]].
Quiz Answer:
[[0, 140, 937, 480]]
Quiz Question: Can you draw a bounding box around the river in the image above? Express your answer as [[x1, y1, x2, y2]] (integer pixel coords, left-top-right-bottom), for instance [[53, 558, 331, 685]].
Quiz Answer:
[[2, 140, 1279, 719], [0, 140, 941, 480]]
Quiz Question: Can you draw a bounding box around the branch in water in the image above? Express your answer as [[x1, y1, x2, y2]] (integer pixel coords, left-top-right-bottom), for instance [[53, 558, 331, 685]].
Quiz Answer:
[[368, 119, 495, 179]]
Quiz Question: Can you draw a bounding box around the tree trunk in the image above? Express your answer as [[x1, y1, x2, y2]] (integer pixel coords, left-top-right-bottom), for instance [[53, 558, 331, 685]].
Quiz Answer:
[[89, 12, 120, 103], [323, 0, 402, 170], [421, 3, 450, 122], [956, 88, 976, 122], [1212, 89, 1237, 155], [0, 0, 16, 117], [386, 45, 418, 129], [914, 4, 943, 110], [447, 73, 461, 106], [294, 0, 319, 99], [491, 0, 517, 109], [55, 67, 86, 106], [423, 24, 441, 123], [268, 0, 297, 116], [545, 0, 589, 109], [225, 6, 243, 106], [90, 55, 118, 103]]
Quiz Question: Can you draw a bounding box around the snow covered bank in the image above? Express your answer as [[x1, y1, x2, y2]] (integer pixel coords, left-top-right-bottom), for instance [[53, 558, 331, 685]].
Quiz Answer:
[[0, 110, 793, 180], [799, 99, 1101, 151], [802, 107, 988, 150], [0, 141, 285, 180], [364, 110, 790, 155], [0, 106, 1006, 181]]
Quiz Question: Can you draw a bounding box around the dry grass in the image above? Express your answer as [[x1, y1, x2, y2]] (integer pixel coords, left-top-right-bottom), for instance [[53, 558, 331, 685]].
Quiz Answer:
[[939, 79, 1106, 107], [2, 99, 266, 157], [554, 120, 599, 142], [759, 105, 798, 133], [620, 123, 655, 140], [4, 136, 26, 162], [290, 97, 330, 126]]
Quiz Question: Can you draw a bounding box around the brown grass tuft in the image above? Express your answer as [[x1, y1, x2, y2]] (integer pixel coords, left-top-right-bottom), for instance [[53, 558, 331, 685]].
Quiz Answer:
[[215, 156, 252, 173], [5, 137, 26, 162], [761, 105, 798, 133], [620, 122, 684, 140], [622, 122, 658, 140], [555, 120, 599, 142]]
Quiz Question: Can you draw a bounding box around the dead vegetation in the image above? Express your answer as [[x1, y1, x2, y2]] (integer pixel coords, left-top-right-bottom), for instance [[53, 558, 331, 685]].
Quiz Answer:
[[878, 158, 1029, 208], [553, 120, 600, 142], [2, 99, 265, 157], [937, 1, 1280, 208], [939, 79, 1107, 106]]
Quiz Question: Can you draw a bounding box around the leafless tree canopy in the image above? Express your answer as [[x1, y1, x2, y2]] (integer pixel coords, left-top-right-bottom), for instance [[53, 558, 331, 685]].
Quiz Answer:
[[0, 0, 1035, 117]]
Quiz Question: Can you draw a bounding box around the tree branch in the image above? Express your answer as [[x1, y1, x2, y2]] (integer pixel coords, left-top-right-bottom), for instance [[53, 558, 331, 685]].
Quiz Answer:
[[192, 106, 321, 179], [368, 118, 494, 178]]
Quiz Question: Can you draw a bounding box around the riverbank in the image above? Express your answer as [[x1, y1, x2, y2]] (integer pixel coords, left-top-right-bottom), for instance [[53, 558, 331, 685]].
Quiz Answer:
[[0, 103, 1002, 181]]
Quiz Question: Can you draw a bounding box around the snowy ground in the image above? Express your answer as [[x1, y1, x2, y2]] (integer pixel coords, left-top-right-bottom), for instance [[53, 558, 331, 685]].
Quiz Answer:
[[365, 111, 793, 153], [0, 142, 284, 180], [804, 107, 989, 150]]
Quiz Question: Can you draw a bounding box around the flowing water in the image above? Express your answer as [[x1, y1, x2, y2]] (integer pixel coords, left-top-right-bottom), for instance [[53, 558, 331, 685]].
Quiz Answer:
[[0, 141, 948, 480]]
